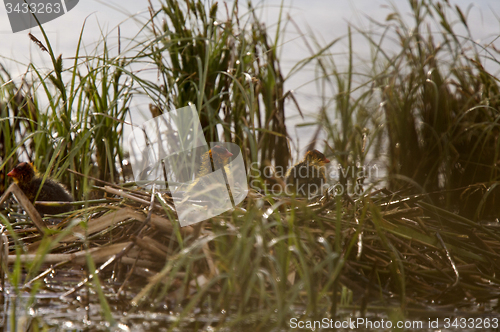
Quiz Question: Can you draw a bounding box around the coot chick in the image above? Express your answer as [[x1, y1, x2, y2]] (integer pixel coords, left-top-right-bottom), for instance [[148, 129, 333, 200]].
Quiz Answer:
[[285, 149, 330, 197], [7, 162, 73, 215], [198, 145, 234, 177]]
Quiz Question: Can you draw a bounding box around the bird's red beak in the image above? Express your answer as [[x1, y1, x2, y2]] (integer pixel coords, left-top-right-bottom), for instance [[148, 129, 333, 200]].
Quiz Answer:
[[7, 169, 17, 178], [323, 157, 330, 163], [216, 146, 233, 158]]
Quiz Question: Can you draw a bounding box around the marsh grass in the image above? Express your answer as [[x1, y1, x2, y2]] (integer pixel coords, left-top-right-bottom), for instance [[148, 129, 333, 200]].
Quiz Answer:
[[365, 0, 500, 219], [135, 0, 292, 173], [298, 0, 500, 220], [0, 0, 500, 330]]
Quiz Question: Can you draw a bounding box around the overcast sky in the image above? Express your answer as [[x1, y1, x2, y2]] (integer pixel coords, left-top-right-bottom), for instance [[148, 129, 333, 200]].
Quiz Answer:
[[2, 1, 499, 82]]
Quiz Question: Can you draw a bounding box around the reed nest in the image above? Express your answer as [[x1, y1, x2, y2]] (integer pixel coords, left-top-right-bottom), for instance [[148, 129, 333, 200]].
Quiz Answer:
[[1, 181, 500, 324]]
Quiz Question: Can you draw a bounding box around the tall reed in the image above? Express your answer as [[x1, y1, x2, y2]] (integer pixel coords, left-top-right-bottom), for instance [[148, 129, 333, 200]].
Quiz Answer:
[[137, 0, 292, 174], [303, 0, 500, 218]]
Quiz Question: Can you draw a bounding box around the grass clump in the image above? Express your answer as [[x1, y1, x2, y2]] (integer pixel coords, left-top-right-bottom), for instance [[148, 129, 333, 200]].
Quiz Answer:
[[372, 0, 500, 219], [300, 0, 500, 220], [138, 0, 291, 172]]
